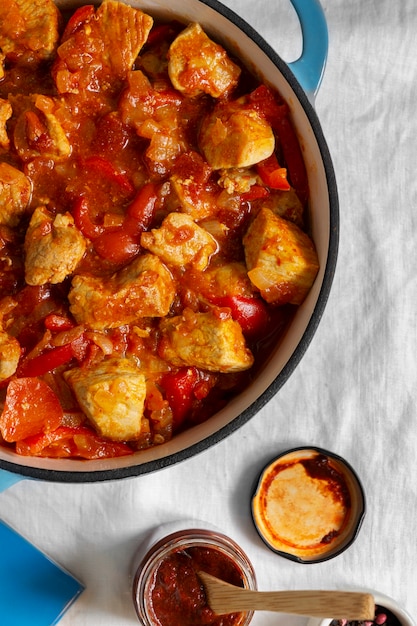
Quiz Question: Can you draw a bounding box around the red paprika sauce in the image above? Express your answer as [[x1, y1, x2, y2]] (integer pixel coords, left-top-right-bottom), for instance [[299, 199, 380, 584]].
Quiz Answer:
[[0, 0, 318, 461], [147, 546, 246, 626]]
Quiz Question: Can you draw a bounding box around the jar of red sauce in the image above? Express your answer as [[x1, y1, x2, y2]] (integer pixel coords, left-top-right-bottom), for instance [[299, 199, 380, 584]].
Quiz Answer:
[[131, 521, 257, 626]]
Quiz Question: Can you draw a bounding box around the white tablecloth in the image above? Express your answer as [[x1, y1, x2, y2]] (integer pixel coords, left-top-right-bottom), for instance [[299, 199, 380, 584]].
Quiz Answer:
[[1, 1, 416, 623]]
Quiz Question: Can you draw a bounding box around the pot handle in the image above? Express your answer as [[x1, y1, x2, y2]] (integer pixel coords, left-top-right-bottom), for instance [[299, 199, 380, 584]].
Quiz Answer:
[[288, 0, 328, 100], [0, 469, 25, 492]]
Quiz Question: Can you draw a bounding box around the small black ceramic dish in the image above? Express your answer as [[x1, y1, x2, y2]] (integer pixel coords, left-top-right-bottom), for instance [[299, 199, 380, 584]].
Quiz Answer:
[[251, 446, 366, 563], [306, 591, 415, 626]]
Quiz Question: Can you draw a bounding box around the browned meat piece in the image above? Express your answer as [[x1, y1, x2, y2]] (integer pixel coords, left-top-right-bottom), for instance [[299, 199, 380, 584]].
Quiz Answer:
[[199, 101, 275, 170], [69, 253, 176, 330], [0, 99, 12, 149], [243, 207, 319, 305], [64, 357, 147, 441], [140, 212, 218, 271], [260, 187, 305, 228], [168, 23, 241, 98], [0, 0, 60, 65], [0, 329, 20, 382], [0, 162, 31, 227], [159, 308, 254, 373], [12, 95, 71, 162], [53, 0, 153, 100], [24, 207, 87, 285]]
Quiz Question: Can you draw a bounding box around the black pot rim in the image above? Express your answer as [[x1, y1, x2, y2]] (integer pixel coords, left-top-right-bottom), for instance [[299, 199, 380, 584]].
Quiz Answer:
[[0, 0, 339, 484]]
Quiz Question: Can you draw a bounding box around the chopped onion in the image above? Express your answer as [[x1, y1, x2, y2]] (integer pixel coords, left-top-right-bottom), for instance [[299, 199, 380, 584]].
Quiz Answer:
[[85, 331, 114, 355]]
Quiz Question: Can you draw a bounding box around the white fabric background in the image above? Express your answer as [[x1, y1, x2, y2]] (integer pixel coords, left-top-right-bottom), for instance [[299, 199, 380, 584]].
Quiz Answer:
[[1, 1, 416, 623]]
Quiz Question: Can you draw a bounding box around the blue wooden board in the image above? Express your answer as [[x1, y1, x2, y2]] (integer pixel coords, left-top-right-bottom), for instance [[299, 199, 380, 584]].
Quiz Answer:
[[0, 519, 84, 625]]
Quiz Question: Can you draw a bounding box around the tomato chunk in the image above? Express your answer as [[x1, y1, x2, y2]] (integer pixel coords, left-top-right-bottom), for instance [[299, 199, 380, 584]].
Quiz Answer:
[[62, 5, 95, 40], [15, 425, 133, 459], [161, 367, 200, 429], [256, 153, 290, 191], [211, 296, 270, 339], [248, 84, 288, 128], [240, 185, 269, 201], [0, 378, 63, 442], [44, 313, 75, 332], [82, 156, 135, 196]]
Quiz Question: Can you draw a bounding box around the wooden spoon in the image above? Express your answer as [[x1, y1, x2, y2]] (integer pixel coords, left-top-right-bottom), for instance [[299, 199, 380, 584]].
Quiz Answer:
[[198, 572, 375, 619]]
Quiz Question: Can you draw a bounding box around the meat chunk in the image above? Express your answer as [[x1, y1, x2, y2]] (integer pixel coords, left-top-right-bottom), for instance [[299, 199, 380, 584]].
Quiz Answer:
[[0, 0, 60, 64], [261, 186, 305, 228], [69, 253, 175, 330], [199, 101, 275, 169], [217, 168, 258, 195], [0, 162, 31, 227], [168, 23, 241, 98], [159, 308, 254, 373], [13, 95, 71, 162], [0, 99, 12, 149], [24, 207, 87, 285], [243, 207, 319, 305], [0, 330, 21, 382], [141, 212, 218, 271], [170, 175, 219, 221], [192, 261, 255, 300], [53, 0, 153, 99], [64, 357, 146, 441], [119, 70, 185, 174]]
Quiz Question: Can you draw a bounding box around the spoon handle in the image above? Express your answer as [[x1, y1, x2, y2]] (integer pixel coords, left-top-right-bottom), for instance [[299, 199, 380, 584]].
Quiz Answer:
[[216, 588, 374, 618], [198, 574, 375, 619]]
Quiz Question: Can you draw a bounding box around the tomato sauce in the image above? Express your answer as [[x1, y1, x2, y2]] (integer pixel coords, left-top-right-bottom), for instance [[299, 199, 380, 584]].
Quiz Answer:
[[148, 546, 245, 626]]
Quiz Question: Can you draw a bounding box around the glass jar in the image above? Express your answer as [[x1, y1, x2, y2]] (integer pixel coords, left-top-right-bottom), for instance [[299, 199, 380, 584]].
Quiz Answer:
[[132, 520, 257, 626]]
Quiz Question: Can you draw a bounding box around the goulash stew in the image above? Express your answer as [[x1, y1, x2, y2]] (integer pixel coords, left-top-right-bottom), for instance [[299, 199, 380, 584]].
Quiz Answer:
[[0, 0, 319, 459]]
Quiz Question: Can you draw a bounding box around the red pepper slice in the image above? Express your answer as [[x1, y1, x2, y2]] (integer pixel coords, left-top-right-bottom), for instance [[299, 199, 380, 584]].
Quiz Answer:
[[83, 156, 135, 197], [17, 333, 89, 377], [73, 197, 105, 240], [62, 5, 95, 40], [18, 344, 74, 377], [93, 182, 158, 263], [275, 116, 309, 206], [123, 182, 158, 236], [160, 367, 200, 429], [16, 426, 84, 456], [256, 153, 291, 191], [0, 378, 63, 442]]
